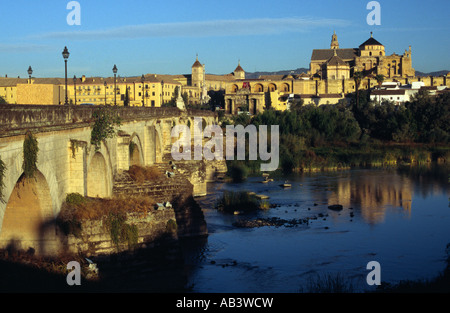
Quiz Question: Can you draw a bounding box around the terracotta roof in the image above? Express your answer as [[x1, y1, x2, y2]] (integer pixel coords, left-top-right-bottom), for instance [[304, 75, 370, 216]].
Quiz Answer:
[[359, 36, 383, 47], [192, 56, 203, 68], [258, 75, 298, 81], [326, 52, 348, 67], [311, 48, 358, 61], [33, 78, 66, 85], [0, 78, 27, 86], [234, 63, 244, 72], [205, 74, 237, 82], [371, 89, 406, 95]]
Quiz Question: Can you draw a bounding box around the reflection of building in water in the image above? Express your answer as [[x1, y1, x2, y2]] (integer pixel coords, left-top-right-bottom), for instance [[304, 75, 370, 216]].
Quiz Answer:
[[328, 174, 413, 224]]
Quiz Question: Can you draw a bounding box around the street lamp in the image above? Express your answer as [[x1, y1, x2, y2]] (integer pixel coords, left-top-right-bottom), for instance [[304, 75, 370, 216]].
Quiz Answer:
[[112, 64, 118, 105], [62, 46, 70, 105], [104, 81, 107, 105], [141, 75, 145, 106], [27, 66, 33, 84], [73, 75, 77, 105]]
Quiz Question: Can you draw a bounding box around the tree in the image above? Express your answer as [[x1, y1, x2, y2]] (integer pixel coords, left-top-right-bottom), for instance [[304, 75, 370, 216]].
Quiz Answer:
[[374, 74, 385, 89], [124, 88, 130, 107], [289, 98, 304, 111], [353, 71, 364, 109], [374, 74, 385, 105], [0, 95, 7, 104]]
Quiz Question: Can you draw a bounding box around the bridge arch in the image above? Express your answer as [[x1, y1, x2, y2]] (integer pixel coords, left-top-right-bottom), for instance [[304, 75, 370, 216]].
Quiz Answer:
[[129, 133, 144, 167], [0, 170, 53, 250], [148, 122, 164, 164], [87, 149, 112, 198]]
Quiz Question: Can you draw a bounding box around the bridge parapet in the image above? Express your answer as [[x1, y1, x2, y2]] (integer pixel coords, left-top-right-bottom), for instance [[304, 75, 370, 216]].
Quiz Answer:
[[0, 105, 217, 137]]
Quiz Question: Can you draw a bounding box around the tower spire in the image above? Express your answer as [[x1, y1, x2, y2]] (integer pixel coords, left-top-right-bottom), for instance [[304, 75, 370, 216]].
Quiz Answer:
[[330, 31, 339, 50]]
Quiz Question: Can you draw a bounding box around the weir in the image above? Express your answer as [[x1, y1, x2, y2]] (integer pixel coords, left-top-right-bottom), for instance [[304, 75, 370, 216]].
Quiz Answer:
[[0, 104, 226, 255]]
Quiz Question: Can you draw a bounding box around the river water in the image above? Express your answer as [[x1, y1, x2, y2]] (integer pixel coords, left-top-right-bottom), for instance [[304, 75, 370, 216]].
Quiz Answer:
[[181, 165, 450, 293]]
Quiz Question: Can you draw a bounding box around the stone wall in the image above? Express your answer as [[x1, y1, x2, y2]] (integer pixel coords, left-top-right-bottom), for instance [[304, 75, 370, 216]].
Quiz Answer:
[[113, 165, 208, 239], [0, 105, 216, 137], [65, 209, 177, 256]]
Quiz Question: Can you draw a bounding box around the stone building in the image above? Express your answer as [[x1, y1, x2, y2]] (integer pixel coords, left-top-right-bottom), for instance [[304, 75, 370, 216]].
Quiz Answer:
[[310, 32, 415, 79]]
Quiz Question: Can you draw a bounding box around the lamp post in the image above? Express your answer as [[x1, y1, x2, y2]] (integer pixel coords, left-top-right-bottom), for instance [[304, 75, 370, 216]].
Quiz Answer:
[[141, 75, 145, 106], [73, 75, 77, 105], [62, 46, 70, 105], [27, 66, 33, 84], [112, 64, 118, 105], [104, 81, 107, 105]]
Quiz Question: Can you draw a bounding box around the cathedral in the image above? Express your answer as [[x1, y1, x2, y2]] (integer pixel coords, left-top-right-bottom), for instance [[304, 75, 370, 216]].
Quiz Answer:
[[310, 32, 415, 79]]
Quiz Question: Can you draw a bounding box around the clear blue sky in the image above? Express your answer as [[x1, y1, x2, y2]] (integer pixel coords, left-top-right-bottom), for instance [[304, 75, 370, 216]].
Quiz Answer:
[[1, 0, 449, 78]]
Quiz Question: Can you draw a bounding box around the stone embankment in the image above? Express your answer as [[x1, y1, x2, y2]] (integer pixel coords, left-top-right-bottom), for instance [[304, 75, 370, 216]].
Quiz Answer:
[[64, 158, 226, 256]]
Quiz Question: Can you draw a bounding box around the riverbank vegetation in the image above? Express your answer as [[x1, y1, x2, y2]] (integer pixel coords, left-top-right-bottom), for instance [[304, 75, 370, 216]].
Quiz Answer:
[[128, 165, 164, 184], [57, 193, 156, 238], [223, 90, 449, 178], [215, 190, 270, 214]]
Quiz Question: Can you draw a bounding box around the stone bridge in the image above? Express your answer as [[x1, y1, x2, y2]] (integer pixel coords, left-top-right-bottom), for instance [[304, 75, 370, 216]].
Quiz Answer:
[[0, 104, 221, 254]]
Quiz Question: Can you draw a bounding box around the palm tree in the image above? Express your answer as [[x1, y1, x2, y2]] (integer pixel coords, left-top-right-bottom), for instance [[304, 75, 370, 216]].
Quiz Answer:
[[353, 71, 364, 109], [374, 74, 385, 89], [374, 74, 385, 105]]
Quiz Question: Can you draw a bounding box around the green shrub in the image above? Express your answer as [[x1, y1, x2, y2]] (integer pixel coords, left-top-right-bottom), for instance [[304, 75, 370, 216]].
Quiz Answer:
[[65, 193, 86, 206], [216, 191, 261, 213], [90, 107, 121, 151], [105, 212, 139, 250], [23, 131, 39, 178], [166, 219, 178, 234], [228, 162, 248, 183]]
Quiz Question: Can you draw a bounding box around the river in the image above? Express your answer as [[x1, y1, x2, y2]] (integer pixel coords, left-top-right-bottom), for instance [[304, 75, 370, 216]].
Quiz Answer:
[[181, 165, 450, 293]]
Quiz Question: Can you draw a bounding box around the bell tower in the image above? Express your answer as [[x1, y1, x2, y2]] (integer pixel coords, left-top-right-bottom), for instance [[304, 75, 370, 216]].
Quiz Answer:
[[330, 31, 339, 50], [191, 54, 204, 87]]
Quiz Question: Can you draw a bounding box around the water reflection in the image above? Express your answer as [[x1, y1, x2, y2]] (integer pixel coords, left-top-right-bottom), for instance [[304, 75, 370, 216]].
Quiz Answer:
[[187, 165, 450, 293], [327, 171, 413, 224]]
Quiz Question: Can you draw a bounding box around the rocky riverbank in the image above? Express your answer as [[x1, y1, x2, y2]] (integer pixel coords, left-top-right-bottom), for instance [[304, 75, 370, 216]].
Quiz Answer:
[[232, 212, 332, 228]]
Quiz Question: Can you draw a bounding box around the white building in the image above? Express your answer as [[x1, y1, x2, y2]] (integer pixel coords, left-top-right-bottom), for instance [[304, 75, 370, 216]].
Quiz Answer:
[[369, 81, 443, 105]]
